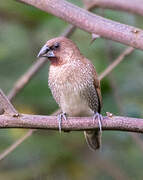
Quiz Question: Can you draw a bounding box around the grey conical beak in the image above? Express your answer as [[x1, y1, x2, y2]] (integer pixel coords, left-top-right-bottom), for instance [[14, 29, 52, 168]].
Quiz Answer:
[[37, 44, 56, 58]]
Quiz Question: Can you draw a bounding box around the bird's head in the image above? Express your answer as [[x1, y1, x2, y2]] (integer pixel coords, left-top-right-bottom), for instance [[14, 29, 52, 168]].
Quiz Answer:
[[37, 37, 81, 66]]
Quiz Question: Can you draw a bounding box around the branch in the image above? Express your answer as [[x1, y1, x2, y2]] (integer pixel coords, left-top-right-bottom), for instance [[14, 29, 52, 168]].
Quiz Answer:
[[104, 38, 143, 151], [8, 57, 48, 101], [61, 24, 76, 37], [0, 89, 19, 117], [0, 113, 143, 133], [17, 0, 143, 50], [83, 0, 143, 16], [0, 129, 35, 161], [99, 47, 134, 80]]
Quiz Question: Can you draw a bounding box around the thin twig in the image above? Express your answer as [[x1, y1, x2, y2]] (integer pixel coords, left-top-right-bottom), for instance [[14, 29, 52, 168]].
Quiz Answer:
[[0, 109, 61, 161], [61, 24, 76, 37], [105, 39, 143, 153], [109, 63, 143, 152], [8, 58, 48, 101], [83, 0, 143, 16], [0, 89, 19, 117], [99, 47, 134, 80], [17, 0, 143, 50], [0, 129, 35, 161]]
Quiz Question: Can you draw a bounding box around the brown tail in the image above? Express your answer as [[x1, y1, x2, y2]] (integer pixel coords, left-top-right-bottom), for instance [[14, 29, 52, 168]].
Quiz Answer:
[[84, 130, 101, 151]]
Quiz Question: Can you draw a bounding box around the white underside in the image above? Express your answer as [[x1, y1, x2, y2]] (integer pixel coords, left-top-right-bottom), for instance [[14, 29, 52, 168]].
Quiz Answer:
[[60, 90, 93, 117]]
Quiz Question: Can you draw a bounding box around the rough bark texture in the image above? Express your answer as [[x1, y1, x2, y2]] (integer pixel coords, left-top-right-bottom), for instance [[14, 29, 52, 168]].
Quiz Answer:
[[0, 114, 143, 133], [17, 0, 143, 50]]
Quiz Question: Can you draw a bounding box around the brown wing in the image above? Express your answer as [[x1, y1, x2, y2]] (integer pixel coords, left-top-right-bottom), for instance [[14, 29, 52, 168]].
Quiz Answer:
[[93, 67, 102, 113], [82, 57, 102, 113], [83, 57, 102, 113]]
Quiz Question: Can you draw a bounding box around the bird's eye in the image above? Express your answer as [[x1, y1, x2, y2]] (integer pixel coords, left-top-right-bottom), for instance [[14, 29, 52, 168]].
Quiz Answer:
[[45, 46, 50, 52], [53, 42, 60, 49]]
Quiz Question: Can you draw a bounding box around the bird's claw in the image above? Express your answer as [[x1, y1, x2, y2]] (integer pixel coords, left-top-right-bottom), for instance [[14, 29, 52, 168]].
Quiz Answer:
[[57, 112, 67, 133], [93, 112, 103, 133]]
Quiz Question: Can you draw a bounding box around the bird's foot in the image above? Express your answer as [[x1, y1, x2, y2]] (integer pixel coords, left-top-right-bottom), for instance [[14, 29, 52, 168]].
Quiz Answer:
[[93, 112, 103, 133], [57, 112, 67, 133]]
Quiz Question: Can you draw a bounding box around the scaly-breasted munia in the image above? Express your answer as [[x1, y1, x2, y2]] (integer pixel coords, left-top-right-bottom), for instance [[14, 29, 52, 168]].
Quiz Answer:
[[37, 37, 102, 151]]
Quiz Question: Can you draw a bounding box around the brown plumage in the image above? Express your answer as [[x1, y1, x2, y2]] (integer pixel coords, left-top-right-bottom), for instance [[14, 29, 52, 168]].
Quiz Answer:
[[37, 37, 102, 151]]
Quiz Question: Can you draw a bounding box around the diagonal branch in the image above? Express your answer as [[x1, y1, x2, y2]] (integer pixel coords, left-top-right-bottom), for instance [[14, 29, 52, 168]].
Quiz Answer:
[[0, 114, 143, 133], [99, 47, 134, 80], [61, 24, 76, 37], [0, 129, 35, 161], [104, 38, 143, 152], [17, 0, 143, 50], [8, 57, 48, 101], [0, 89, 19, 117], [83, 0, 143, 16]]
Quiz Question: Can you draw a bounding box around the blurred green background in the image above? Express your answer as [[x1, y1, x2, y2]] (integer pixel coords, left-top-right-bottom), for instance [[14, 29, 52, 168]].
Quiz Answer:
[[0, 0, 143, 179]]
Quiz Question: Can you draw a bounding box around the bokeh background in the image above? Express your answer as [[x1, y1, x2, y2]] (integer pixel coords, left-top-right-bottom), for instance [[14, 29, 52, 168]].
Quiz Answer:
[[0, 0, 143, 179]]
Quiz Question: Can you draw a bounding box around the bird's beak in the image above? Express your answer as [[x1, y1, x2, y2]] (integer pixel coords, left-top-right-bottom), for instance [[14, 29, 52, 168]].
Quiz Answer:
[[37, 44, 56, 58]]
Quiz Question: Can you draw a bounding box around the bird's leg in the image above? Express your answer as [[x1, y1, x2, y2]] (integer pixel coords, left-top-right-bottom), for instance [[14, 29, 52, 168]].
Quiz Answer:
[[93, 112, 103, 133], [57, 112, 67, 133]]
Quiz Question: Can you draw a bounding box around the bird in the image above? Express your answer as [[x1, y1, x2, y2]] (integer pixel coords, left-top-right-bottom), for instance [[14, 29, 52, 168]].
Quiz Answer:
[[37, 37, 102, 151]]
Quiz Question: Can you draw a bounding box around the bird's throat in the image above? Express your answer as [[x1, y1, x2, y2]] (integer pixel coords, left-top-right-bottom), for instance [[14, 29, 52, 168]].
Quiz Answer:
[[49, 57, 64, 66]]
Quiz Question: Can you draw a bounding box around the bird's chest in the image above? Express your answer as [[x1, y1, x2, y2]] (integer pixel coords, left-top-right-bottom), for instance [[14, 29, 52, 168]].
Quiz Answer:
[[48, 63, 94, 116]]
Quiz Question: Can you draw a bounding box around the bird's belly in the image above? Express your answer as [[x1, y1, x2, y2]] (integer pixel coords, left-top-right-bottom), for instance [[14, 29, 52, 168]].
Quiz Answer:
[[60, 91, 93, 117]]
